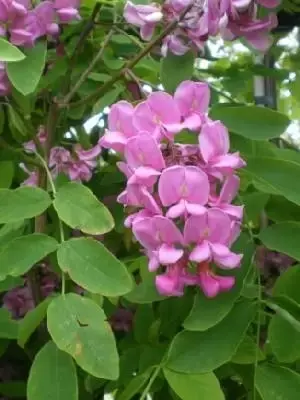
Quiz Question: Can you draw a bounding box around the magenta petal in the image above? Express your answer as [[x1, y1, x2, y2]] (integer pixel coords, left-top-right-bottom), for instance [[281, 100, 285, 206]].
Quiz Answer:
[[207, 208, 231, 244], [140, 23, 155, 40], [217, 275, 235, 292], [158, 244, 183, 265], [210, 243, 242, 269], [166, 200, 186, 219], [132, 217, 159, 250], [156, 274, 184, 297], [185, 203, 207, 216], [148, 251, 160, 271], [184, 214, 207, 245], [99, 130, 128, 153], [125, 134, 165, 170], [129, 166, 161, 187], [199, 120, 230, 162], [174, 80, 210, 118], [147, 92, 181, 125], [189, 241, 211, 263], [213, 153, 246, 170], [220, 204, 244, 220], [153, 215, 183, 244], [108, 101, 135, 135], [199, 272, 220, 298], [183, 114, 202, 131], [219, 175, 240, 204]]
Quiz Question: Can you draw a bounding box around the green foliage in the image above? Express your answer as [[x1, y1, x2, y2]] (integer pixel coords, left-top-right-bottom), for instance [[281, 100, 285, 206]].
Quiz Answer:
[[164, 369, 225, 400], [57, 237, 133, 296], [209, 106, 290, 140], [7, 41, 47, 95], [53, 182, 114, 235], [166, 300, 256, 373], [0, 187, 51, 223], [0, 38, 25, 62], [27, 341, 78, 400], [47, 293, 119, 379], [160, 51, 195, 93], [0, 234, 58, 279]]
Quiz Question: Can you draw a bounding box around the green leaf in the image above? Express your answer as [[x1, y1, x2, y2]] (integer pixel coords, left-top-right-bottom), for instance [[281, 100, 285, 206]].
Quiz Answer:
[[27, 341, 78, 400], [255, 364, 300, 400], [0, 38, 25, 62], [125, 257, 165, 304], [209, 106, 290, 140], [242, 192, 269, 226], [47, 293, 119, 379], [0, 161, 14, 188], [92, 86, 123, 115], [164, 369, 224, 400], [57, 237, 132, 296], [116, 369, 152, 400], [7, 41, 47, 95], [0, 187, 52, 224], [246, 157, 300, 206], [266, 195, 300, 222], [0, 381, 26, 398], [53, 182, 114, 235], [160, 51, 195, 93], [259, 222, 300, 261], [184, 234, 254, 331], [268, 265, 300, 362], [0, 234, 58, 279], [18, 297, 53, 348], [231, 336, 265, 364], [0, 220, 25, 247], [133, 305, 154, 344], [0, 309, 18, 339], [0, 276, 23, 293], [166, 300, 256, 374]]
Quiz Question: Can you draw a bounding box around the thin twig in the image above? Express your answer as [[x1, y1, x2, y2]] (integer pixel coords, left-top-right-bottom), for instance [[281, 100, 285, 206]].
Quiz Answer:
[[62, 29, 114, 105], [59, 3, 193, 109]]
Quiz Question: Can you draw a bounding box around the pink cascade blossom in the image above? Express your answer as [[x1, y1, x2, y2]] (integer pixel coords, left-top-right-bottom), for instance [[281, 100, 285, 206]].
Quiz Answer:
[[104, 80, 245, 298], [0, 62, 11, 96], [21, 127, 102, 185], [124, 0, 280, 54]]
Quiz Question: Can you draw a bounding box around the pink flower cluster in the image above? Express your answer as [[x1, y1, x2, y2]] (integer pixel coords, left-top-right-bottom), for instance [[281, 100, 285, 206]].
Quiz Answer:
[[100, 80, 245, 298], [22, 125, 102, 185], [2, 265, 57, 318], [0, 0, 80, 95], [124, 0, 280, 55]]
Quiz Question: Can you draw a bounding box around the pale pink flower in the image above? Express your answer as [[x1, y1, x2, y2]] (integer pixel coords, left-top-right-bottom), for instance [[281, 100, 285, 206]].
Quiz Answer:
[[209, 175, 244, 220], [184, 208, 242, 268], [124, 1, 163, 40], [197, 261, 235, 298], [174, 80, 210, 131], [133, 215, 184, 271], [199, 120, 245, 178], [158, 165, 209, 218], [133, 92, 181, 140], [100, 101, 137, 153]]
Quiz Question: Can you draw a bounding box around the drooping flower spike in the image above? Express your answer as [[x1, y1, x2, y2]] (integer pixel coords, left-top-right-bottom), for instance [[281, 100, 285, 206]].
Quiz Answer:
[[104, 80, 246, 299], [124, 0, 280, 55]]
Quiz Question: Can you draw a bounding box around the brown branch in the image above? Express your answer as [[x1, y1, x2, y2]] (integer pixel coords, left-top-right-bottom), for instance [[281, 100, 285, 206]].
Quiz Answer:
[[58, 3, 193, 109]]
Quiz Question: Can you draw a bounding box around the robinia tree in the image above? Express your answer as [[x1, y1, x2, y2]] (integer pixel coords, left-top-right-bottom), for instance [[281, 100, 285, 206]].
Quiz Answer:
[[1, 0, 300, 399]]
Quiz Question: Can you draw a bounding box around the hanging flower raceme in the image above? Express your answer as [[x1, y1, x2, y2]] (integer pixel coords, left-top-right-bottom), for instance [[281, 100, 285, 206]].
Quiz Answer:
[[101, 80, 246, 298], [21, 126, 102, 184], [124, 0, 280, 54]]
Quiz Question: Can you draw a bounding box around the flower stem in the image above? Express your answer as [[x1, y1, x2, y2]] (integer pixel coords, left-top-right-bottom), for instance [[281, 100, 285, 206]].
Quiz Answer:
[[59, 3, 193, 109]]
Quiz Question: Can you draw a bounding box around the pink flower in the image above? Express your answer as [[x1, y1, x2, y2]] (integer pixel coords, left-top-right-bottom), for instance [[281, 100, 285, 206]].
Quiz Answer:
[[124, 134, 165, 186], [0, 62, 11, 96], [184, 208, 242, 268], [20, 164, 38, 186], [197, 261, 235, 298], [133, 92, 181, 140], [124, 1, 163, 40], [209, 175, 244, 220], [53, 0, 80, 23], [174, 80, 210, 131], [23, 125, 47, 153], [49, 146, 71, 177], [100, 101, 137, 153], [161, 33, 189, 57], [118, 183, 162, 215], [158, 165, 209, 218], [133, 215, 183, 271], [199, 120, 245, 178]]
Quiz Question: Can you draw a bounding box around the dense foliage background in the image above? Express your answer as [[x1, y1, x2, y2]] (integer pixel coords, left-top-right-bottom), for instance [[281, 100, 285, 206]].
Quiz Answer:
[[1, 0, 300, 399]]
